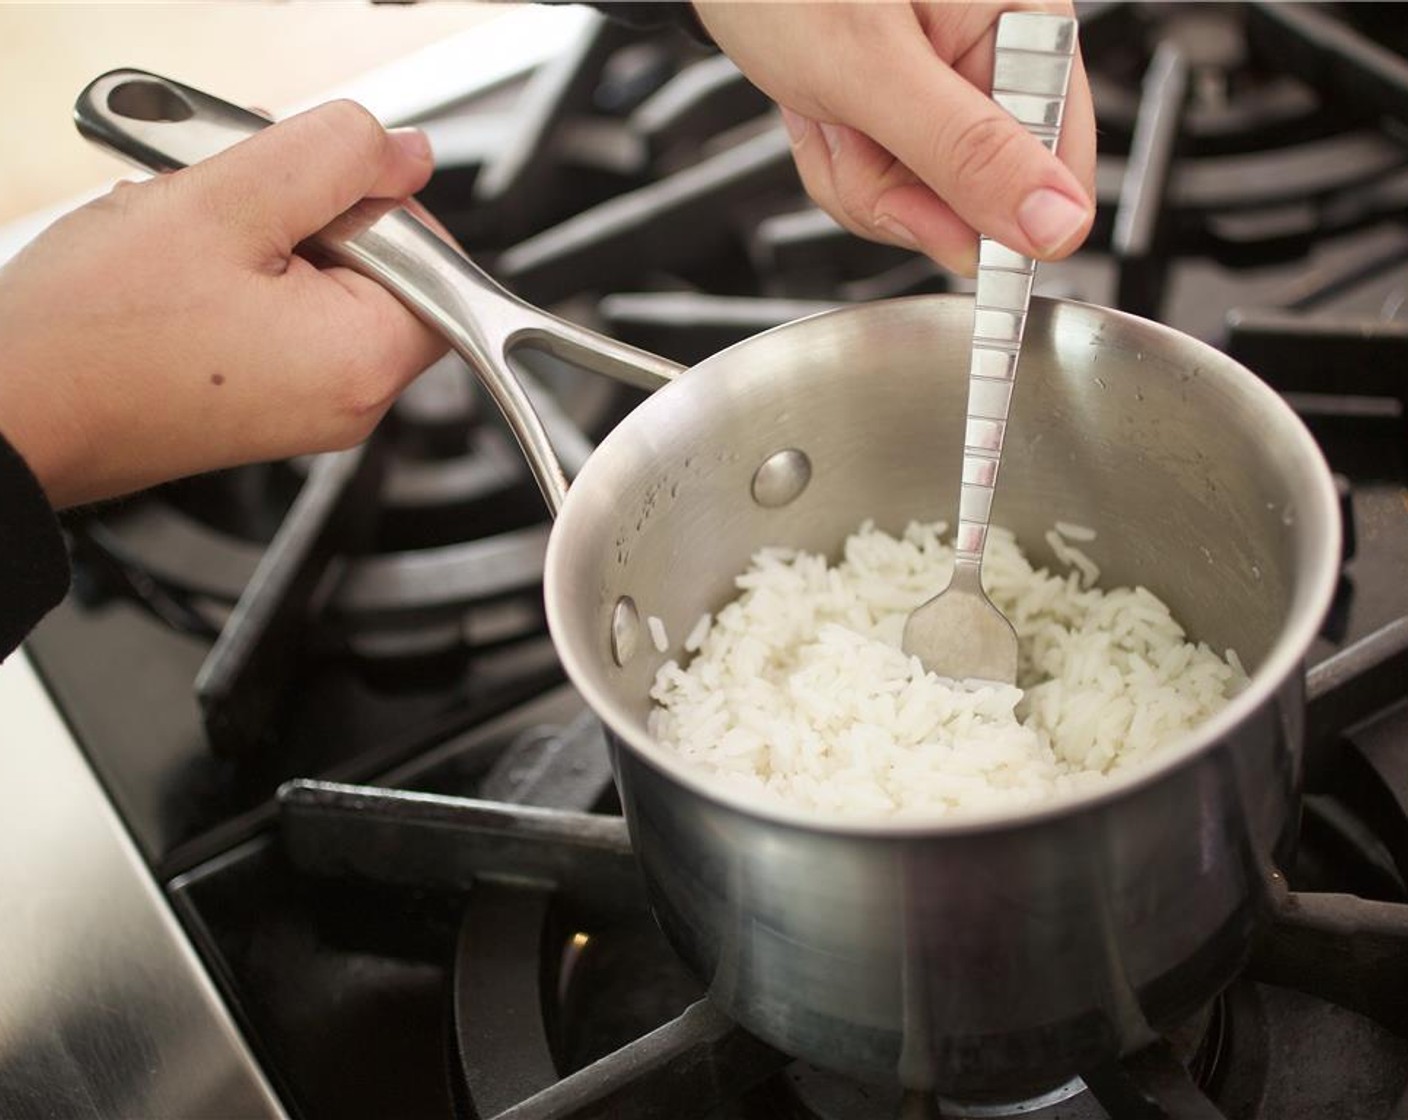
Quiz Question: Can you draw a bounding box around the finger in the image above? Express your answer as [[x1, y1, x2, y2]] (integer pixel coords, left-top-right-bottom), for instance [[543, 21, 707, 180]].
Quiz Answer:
[[874, 184, 982, 277], [321, 268, 446, 394], [943, 1, 1076, 89], [851, 29, 1094, 261], [286, 259, 447, 442], [403, 196, 460, 247], [813, 119, 982, 275], [946, 5, 1096, 205], [1057, 48, 1097, 204], [779, 107, 878, 243], [815, 121, 912, 235], [180, 100, 434, 257]]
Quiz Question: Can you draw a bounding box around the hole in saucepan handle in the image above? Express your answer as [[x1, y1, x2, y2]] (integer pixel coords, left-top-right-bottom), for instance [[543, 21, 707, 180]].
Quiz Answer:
[[107, 79, 194, 123]]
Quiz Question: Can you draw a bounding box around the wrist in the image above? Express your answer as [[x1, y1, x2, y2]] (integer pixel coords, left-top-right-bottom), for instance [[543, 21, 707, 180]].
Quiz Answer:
[[0, 352, 88, 510]]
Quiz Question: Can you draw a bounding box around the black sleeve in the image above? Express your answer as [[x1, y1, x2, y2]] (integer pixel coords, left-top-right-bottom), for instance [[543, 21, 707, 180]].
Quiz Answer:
[[0, 432, 71, 659], [583, 2, 709, 42]]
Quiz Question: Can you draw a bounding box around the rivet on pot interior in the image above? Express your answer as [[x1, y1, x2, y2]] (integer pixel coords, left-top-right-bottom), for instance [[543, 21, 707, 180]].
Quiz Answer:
[[611, 596, 640, 667], [752, 448, 812, 508]]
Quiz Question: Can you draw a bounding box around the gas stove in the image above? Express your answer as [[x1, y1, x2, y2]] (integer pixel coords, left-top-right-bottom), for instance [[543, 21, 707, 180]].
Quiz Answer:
[[5, 3, 1408, 1118]]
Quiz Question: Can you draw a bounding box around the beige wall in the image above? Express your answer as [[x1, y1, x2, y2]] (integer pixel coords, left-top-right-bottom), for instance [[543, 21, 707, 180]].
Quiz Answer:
[[0, 1, 503, 226]]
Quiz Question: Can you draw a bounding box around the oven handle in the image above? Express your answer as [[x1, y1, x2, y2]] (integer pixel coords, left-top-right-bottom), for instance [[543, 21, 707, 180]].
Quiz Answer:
[[74, 69, 685, 516]]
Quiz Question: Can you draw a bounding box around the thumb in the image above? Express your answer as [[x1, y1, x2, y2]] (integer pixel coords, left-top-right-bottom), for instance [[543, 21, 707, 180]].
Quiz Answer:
[[178, 100, 434, 255], [858, 41, 1093, 260]]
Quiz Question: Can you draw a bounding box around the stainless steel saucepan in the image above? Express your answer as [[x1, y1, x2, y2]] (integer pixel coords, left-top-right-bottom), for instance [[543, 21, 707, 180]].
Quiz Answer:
[[77, 71, 1341, 1098]]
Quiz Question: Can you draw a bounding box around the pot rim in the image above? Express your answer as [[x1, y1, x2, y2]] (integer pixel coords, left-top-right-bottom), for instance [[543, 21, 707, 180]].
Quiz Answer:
[[544, 294, 1342, 837]]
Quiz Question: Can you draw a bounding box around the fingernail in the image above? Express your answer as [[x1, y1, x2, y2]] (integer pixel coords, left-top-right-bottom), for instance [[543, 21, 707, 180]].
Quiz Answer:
[[875, 215, 918, 250], [1017, 188, 1090, 254], [780, 107, 810, 146], [817, 122, 844, 160], [390, 127, 433, 163]]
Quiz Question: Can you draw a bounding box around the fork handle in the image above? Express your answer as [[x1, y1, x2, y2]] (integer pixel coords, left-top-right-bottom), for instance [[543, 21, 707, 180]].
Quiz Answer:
[[955, 11, 1078, 569]]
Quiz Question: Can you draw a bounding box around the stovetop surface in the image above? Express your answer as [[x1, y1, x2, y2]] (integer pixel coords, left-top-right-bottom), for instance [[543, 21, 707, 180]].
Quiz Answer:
[[19, 3, 1408, 1118]]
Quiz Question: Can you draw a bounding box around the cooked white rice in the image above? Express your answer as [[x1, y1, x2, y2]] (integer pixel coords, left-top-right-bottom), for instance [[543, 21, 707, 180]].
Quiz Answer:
[[647, 614, 670, 654], [1053, 519, 1097, 542], [684, 612, 713, 653], [648, 520, 1248, 819]]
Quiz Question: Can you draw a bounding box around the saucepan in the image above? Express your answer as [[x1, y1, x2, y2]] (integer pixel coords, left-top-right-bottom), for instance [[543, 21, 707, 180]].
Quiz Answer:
[[76, 71, 1340, 1098]]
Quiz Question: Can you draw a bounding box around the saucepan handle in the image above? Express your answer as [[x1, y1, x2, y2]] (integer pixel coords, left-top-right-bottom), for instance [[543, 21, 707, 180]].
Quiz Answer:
[[74, 69, 685, 516]]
